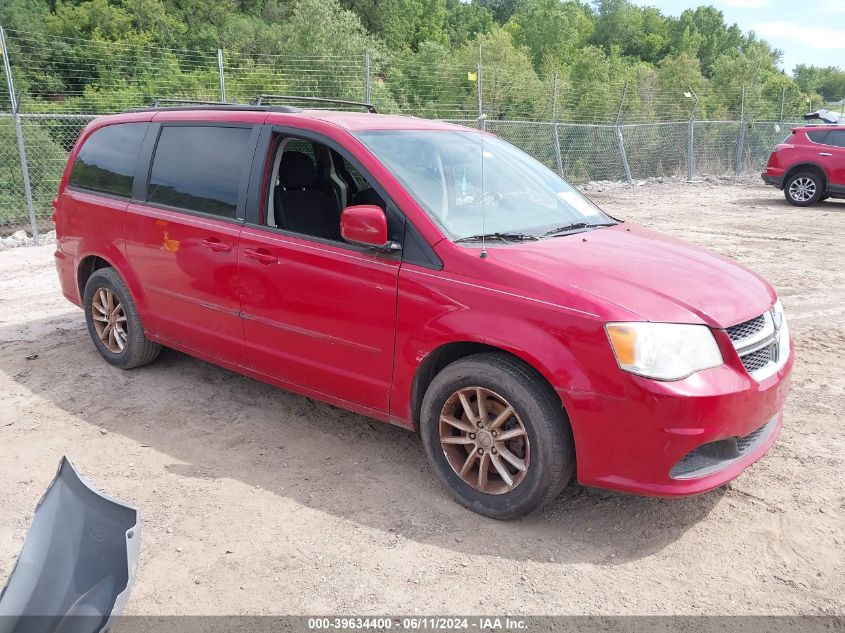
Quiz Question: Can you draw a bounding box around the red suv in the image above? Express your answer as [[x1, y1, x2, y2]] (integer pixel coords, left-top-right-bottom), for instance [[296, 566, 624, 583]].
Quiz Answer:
[[763, 125, 845, 206], [53, 103, 793, 518]]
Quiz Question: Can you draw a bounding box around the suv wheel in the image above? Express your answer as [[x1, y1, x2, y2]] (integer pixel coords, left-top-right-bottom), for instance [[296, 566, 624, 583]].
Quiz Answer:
[[420, 352, 575, 519], [83, 268, 161, 369], [784, 171, 823, 206]]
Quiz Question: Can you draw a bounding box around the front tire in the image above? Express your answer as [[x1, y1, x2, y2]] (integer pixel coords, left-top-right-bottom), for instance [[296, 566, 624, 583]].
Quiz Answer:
[[784, 171, 823, 206], [83, 268, 161, 369], [420, 353, 575, 519]]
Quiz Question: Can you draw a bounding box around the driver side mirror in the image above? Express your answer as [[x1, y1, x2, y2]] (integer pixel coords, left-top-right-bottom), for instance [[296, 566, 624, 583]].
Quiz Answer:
[[341, 205, 400, 252]]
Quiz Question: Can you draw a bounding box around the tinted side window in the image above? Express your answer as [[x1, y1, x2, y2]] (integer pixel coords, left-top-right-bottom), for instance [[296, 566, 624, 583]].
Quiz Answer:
[[806, 130, 829, 144], [69, 123, 148, 197], [148, 126, 253, 217], [825, 130, 845, 148]]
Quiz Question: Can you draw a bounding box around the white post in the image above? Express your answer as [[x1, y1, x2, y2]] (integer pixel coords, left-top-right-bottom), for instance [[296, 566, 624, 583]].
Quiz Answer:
[[217, 48, 226, 102]]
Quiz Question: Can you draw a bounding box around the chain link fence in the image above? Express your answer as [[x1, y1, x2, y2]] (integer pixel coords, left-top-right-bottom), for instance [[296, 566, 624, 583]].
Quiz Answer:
[[0, 26, 816, 239]]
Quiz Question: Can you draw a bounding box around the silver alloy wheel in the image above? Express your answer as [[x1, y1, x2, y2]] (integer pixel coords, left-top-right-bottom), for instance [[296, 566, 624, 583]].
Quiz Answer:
[[91, 287, 128, 353], [788, 177, 816, 202], [438, 386, 530, 494]]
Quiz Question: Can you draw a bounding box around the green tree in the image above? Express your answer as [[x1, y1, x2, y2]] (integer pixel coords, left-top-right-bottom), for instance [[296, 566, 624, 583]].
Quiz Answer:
[[472, 0, 525, 24], [340, 0, 447, 50], [670, 6, 744, 77], [591, 0, 641, 56], [506, 0, 593, 69], [459, 27, 547, 119], [656, 52, 707, 119], [793, 65, 845, 101], [711, 37, 782, 118], [444, 0, 493, 47]]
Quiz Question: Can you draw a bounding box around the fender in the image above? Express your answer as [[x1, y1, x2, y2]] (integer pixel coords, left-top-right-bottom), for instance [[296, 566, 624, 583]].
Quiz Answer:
[[783, 161, 830, 187], [75, 245, 155, 333], [390, 272, 628, 428]]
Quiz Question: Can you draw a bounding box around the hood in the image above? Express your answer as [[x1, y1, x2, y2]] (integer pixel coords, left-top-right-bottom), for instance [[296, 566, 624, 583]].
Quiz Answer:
[[489, 224, 776, 328]]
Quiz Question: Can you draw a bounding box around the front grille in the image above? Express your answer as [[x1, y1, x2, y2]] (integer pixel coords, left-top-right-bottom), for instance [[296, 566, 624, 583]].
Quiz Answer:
[[670, 415, 778, 479], [740, 342, 776, 373], [727, 314, 766, 342], [725, 307, 787, 381]]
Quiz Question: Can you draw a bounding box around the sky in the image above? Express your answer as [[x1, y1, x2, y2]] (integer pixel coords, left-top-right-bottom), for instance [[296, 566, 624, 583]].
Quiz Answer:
[[629, 0, 845, 75]]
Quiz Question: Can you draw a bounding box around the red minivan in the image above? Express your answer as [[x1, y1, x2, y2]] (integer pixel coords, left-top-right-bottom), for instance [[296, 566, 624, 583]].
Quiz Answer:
[[53, 103, 793, 518]]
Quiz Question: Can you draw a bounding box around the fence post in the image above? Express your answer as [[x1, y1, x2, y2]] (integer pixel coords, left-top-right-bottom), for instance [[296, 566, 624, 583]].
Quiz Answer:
[[735, 86, 746, 177], [686, 87, 698, 182], [217, 48, 226, 102], [779, 87, 786, 122], [551, 72, 564, 176], [476, 57, 485, 131], [363, 52, 371, 104], [1, 26, 39, 244], [615, 82, 633, 184]]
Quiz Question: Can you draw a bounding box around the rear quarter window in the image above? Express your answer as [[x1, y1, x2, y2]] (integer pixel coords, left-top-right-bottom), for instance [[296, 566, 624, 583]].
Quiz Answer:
[[68, 123, 149, 197], [806, 130, 829, 144], [825, 130, 845, 148], [147, 125, 253, 217]]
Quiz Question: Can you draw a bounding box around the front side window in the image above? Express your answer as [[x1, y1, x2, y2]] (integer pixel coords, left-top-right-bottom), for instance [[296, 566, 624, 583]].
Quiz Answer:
[[69, 123, 148, 197], [265, 134, 389, 243], [148, 126, 253, 217], [354, 130, 615, 241]]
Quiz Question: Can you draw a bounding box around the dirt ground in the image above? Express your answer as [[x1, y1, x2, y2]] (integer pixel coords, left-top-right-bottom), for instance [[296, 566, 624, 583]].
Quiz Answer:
[[0, 179, 843, 616]]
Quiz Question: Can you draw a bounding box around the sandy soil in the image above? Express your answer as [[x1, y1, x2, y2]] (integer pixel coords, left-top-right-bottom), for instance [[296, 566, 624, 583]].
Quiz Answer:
[[0, 179, 843, 615]]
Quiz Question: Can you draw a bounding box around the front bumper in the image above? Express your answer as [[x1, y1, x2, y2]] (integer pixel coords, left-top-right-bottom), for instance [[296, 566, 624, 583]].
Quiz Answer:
[[563, 341, 793, 497]]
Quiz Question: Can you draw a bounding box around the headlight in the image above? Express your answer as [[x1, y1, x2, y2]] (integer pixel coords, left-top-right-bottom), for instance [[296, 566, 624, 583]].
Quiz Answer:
[[605, 322, 723, 381]]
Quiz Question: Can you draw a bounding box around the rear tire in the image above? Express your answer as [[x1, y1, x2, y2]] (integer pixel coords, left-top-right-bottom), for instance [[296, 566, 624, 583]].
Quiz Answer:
[[420, 352, 575, 519], [784, 171, 823, 206], [83, 268, 161, 369]]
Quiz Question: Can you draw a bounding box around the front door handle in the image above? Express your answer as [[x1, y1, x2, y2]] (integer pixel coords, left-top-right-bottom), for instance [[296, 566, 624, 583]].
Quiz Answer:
[[819, 152, 833, 157], [243, 248, 279, 265], [202, 237, 233, 253]]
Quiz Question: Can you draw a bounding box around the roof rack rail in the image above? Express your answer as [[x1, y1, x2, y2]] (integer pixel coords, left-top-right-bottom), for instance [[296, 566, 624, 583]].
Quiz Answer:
[[250, 94, 377, 113], [151, 98, 231, 107]]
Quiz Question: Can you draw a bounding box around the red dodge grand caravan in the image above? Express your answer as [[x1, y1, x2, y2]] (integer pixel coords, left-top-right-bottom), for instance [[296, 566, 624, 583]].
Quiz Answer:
[[53, 103, 793, 518]]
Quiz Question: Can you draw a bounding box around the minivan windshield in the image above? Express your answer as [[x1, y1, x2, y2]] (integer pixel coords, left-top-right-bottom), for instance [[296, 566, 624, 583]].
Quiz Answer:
[[354, 129, 616, 242]]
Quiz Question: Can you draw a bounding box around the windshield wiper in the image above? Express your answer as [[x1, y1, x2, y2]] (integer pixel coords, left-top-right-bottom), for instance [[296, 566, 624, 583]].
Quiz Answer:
[[543, 222, 616, 237], [454, 232, 539, 244]]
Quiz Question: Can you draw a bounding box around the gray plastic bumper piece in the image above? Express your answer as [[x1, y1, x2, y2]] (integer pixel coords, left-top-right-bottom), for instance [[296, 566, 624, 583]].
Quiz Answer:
[[0, 457, 139, 633]]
